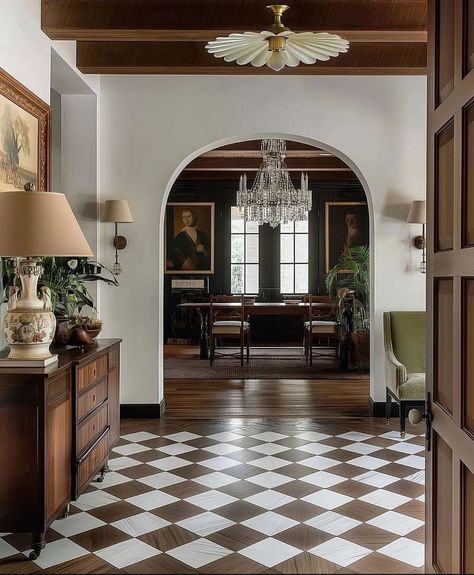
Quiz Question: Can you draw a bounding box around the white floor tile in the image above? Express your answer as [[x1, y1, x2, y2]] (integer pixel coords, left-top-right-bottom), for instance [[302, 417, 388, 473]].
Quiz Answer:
[[248, 455, 290, 470], [192, 472, 239, 489], [294, 431, 331, 442], [244, 489, 296, 510], [249, 443, 290, 455], [296, 443, 336, 455], [309, 536, 372, 567], [301, 489, 353, 510], [185, 490, 238, 510], [405, 470, 425, 484], [25, 539, 89, 569], [387, 442, 425, 455], [137, 472, 187, 489], [157, 443, 197, 456], [299, 455, 339, 470], [245, 471, 293, 488], [378, 537, 425, 567], [305, 511, 362, 535], [359, 488, 411, 510], [367, 511, 424, 535], [207, 432, 244, 442], [112, 443, 151, 456], [148, 456, 192, 471], [108, 456, 141, 471], [250, 432, 288, 442], [300, 471, 346, 488], [199, 456, 240, 470], [121, 431, 159, 442], [239, 537, 301, 567], [167, 538, 232, 569], [93, 472, 132, 489], [342, 443, 382, 455], [353, 471, 400, 488], [74, 490, 121, 511], [51, 512, 105, 536], [177, 511, 235, 536], [397, 455, 425, 470], [164, 431, 202, 442], [241, 511, 299, 536], [337, 432, 374, 442], [126, 490, 179, 510], [112, 511, 170, 536], [417, 493, 425, 502], [202, 443, 243, 455], [0, 539, 18, 560], [378, 431, 416, 441], [347, 455, 388, 470], [95, 538, 160, 568]]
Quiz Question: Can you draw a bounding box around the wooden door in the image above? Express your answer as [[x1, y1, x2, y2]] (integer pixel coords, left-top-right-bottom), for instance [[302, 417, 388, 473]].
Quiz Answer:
[[427, 1, 474, 572]]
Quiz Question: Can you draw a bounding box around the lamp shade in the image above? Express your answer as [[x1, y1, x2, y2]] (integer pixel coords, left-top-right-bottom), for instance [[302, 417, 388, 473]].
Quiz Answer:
[[0, 191, 93, 257], [101, 200, 134, 223], [407, 200, 426, 224]]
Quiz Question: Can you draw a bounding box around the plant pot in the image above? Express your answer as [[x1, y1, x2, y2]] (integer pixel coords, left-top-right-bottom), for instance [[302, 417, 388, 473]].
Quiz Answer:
[[69, 327, 94, 346]]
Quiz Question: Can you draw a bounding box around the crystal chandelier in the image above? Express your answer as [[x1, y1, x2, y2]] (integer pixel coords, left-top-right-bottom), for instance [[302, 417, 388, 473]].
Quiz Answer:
[[236, 139, 312, 227]]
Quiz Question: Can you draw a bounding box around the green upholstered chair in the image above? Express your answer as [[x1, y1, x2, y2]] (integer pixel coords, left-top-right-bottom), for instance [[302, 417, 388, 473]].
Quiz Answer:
[[383, 311, 426, 437]]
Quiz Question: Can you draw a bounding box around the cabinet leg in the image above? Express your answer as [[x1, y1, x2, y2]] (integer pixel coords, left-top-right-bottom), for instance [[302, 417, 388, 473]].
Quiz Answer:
[[95, 463, 108, 483], [29, 532, 45, 560], [59, 503, 70, 519]]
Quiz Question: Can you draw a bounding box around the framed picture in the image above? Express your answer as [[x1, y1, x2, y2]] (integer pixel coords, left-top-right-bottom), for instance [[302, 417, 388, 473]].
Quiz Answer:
[[165, 202, 215, 274], [0, 67, 51, 192], [325, 201, 369, 272]]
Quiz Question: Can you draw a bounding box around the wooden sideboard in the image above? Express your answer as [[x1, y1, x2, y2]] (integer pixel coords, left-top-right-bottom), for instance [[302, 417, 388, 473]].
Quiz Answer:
[[0, 339, 121, 559]]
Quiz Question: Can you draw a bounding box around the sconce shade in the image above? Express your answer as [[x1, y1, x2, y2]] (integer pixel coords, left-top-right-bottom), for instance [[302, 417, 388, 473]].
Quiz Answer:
[[0, 191, 93, 257], [101, 200, 134, 223], [407, 200, 426, 224]]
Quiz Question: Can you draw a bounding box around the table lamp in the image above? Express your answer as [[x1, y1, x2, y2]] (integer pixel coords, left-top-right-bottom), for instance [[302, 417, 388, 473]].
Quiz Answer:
[[101, 199, 134, 275], [407, 200, 426, 274], [0, 191, 93, 364]]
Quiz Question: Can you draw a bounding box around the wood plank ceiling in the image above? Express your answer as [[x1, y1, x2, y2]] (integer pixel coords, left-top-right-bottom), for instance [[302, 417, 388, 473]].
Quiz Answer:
[[41, 0, 427, 75]]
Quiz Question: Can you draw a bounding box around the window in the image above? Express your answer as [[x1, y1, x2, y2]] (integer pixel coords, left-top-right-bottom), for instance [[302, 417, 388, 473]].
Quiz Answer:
[[230, 206, 259, 294], [280, 220, 309, 293]]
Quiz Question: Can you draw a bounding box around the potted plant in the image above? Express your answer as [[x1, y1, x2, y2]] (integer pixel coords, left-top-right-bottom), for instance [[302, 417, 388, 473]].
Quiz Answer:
[[325, 245, 370, 369]]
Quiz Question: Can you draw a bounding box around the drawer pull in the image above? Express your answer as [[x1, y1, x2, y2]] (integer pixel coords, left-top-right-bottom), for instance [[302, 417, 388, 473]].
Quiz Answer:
[[92, 394, 96, 402], [78, 426, 109, 465]]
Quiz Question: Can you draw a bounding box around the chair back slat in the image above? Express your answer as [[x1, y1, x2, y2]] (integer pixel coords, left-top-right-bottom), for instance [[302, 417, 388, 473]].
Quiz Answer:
[[305, 294, 336, 322]]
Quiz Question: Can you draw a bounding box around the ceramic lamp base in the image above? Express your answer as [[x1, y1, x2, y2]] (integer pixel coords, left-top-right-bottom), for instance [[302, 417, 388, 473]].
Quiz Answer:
[[4, 307, 56, 360]]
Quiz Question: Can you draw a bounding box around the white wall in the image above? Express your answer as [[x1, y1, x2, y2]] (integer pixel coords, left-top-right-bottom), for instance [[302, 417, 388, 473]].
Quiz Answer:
[[99, 75, 427, 404]]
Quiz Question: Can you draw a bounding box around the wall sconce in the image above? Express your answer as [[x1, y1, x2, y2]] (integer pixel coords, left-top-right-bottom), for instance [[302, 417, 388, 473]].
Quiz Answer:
[[101, 200, 134, 275], [407, 200, 426, 274]]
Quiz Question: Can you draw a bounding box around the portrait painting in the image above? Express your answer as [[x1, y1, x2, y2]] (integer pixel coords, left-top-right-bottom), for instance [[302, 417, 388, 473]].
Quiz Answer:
[[165, 202, 215, 274], [325, 201, 369, 272], [0, 68, 51, 192]]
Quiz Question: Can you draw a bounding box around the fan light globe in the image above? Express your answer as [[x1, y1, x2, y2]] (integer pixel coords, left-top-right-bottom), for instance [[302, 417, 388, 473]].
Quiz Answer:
[[205, 4, 349, 72]]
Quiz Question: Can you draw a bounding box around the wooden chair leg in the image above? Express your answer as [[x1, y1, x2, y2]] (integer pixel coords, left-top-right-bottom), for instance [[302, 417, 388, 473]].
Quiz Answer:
[[385, 389, 391, 425], [399, 401, 406, 438], [240, 334, 244, 367], [246, 330, 250, 363], [304, 330, 308, 361], [210, 335, 215, 366], [309, 332, 313, 367]]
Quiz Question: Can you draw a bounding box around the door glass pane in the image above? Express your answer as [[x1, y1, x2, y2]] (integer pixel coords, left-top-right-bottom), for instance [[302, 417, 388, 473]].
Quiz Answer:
[[464, 104, 474, 246], [280, 234, 294, 263], [231, 234, 244, 263], [295, 264, 309, 293], [436, 122, 454, 251], [464, 279, 474, 434], [280, 264, 294, 293], [231, 207, 244, 233], [231, 264, 243, 294], [295, 234, 309, 263], [246, 264, 259, 294], [434, 433, 453, 573], [245, 221, 259, 233], [245, 234, 259, 263], [436, 279, 454, 413], [295, 220, 308, 233], [280, 222, 294, 233], [437, 0, 455, 104], [465, 0, 474, 76]]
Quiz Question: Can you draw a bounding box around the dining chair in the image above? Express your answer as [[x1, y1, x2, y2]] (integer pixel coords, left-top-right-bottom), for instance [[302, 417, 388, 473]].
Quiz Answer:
[[209, 295, 251, 366], [304, 294, 339, 366]]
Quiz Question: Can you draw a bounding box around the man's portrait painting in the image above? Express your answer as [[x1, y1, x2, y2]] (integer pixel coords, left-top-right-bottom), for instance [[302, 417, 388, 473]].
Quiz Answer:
[[325, 202, 369, 272], [165, 203, 215, 274]]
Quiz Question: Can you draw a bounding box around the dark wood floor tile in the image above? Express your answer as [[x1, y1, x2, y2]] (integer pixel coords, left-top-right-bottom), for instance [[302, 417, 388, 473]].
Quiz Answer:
[[42, 554, 123, 574], [275, 437, 314, 449], [217, 481, 265, 499], [202, 554, 269, 574], [122, 553, 197, 574], [119, 464, 159, 480], [326, 450, 362, 464], [318, 437, 352, 448], [275, 552, 338, 574], [69, 525, 130, 552], [215, 500, 263, 522], [226, 450, 266, 463], [273, 450, 314, 463], [88, 501, 141, 523], [131, 450, 169, 463], [101, 480, 154, 499], [151, 501, 204, 523], [341, 523, 399, 550], [365, 437, 397, 448], [0, 555, 43, 574], [376, 463, 419, 479], [407, 526, 425, 543], [375, 450, 408, 463], [227, 437, 266, 449], [330, 479, 375, 498], [384, 480, 425, 499], [138, 524, 199, 552], [336, 499, 384, 522], [328, 463, 367, 479], [274, 480, 319, 499], [207, 524, 265, 551], [348, 552, 418, 574], [184, 437, 221, 449], [223, 464, 263, 480], [276, 500, 326, 522], [395, 500, 425, 521], [274, 524, 332, 550], [139, 437, 174, 449], [278, 463, 315, 480], [174, 450, 217, 464], [160, 480, 209, 499], [172, 464, 217, 480]]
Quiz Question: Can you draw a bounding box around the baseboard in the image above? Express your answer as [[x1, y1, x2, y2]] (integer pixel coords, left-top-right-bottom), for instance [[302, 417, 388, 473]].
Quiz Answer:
[[369, 397, 399, 417], [121, 399, 166, 419]]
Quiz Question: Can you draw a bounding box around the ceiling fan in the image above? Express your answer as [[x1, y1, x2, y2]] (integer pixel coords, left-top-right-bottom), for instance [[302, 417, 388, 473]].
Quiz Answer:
[[205, 4, 350, 72]]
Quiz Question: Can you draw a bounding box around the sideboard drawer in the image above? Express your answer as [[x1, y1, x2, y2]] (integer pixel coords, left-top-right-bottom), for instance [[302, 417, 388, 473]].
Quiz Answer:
[[77, 402, 108, 456], [77, 355, 108, 393], [77, 427, 109, 491], [77, 379, 107, 422]]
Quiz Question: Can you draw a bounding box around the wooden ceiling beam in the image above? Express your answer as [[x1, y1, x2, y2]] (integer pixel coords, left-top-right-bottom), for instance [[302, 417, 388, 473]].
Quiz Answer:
[[42, 0, 427, 41], [76, 41, 426, 74]]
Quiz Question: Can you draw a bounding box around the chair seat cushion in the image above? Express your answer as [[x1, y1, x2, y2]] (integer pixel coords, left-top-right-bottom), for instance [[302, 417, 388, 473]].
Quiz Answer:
[[212, 320, 249, 335], [304, 320, 338, 334], [398, 372, 425, 400]]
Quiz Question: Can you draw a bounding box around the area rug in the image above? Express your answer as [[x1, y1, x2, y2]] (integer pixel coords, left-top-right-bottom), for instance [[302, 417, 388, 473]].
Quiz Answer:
[[164, 347, 368, 380]]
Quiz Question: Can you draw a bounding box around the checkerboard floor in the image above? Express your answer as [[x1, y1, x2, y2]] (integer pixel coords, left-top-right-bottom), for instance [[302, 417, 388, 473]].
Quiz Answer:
[[0, 419, 425, 574]]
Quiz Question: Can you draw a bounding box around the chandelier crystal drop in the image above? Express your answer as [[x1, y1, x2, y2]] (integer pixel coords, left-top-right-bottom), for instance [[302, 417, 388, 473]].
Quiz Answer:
[[236, 139, 312, 228]]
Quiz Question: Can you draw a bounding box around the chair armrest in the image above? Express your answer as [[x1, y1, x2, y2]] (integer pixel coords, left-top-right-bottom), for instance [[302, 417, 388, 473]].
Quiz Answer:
[[385, 349, 408, 392]]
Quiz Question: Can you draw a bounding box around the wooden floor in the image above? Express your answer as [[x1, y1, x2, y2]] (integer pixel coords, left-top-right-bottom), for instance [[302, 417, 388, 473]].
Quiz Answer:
[[164, 346, 370, 419]]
